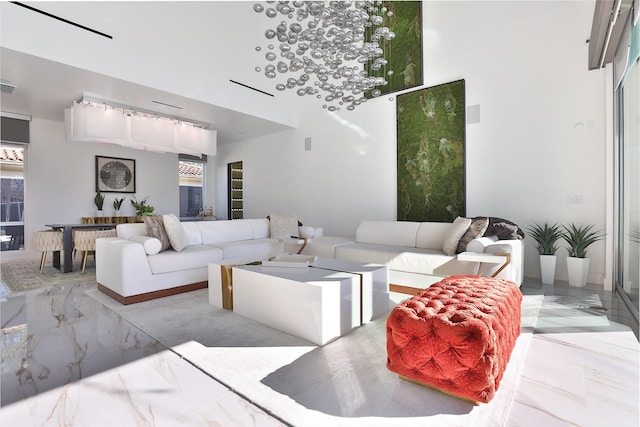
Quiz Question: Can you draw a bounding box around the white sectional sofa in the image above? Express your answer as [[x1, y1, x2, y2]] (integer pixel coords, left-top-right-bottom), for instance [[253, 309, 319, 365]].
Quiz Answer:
[[304, 220, 524, 291], [96, 218, 316, 304]]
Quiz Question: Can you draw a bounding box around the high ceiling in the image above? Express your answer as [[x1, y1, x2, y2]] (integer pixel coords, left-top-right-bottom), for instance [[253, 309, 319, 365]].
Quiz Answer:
[[0, 2, 294, 145]]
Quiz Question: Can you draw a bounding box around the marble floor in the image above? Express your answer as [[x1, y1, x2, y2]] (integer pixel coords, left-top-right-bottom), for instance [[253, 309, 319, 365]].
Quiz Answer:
[[0, 253, 638, 426]]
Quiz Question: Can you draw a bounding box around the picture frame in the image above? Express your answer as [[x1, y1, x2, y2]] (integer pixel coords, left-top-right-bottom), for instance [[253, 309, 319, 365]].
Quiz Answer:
[[95, 155, 136, 193]]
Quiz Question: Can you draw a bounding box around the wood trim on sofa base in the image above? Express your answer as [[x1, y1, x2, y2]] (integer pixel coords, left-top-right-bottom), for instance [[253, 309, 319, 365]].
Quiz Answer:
[[98, 281, 208, 305]]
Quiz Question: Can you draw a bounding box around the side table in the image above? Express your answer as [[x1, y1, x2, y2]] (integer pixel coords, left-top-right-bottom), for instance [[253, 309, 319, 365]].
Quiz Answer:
[[457, 252, 511, 278]]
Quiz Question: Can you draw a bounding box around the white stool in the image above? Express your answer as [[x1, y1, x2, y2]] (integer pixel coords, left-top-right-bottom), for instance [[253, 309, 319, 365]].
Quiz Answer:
[[33, 230, 64, 272]]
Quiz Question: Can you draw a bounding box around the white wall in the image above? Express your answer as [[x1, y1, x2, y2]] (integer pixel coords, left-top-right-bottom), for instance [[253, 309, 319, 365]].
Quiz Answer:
[[217, 1, 609, 284], [25, 118, 180, 248]]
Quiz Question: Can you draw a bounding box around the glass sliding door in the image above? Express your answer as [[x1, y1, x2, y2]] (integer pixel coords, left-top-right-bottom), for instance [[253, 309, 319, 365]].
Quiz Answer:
[[618, 57, 639, 315]]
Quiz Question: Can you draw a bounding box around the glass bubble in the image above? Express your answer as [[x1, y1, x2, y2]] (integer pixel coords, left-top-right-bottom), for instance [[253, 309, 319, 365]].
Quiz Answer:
[[387, 70, 394, 76], [265, 52, 276, 61], [266, 8, 277, 18], [297, 88, 306, 96], [290, 23, 303, 33], [255, 46, 262, 51], [276, 83, 286, 91], [265, 29, 276, 39], [253, 3, 264, 13], [265, 64, 275, 72], [347, 105, 355, 111], [265, 71, 276, 78], [268, 44, 274, 49], [387, 11, 394, 17], [328, 106, 337, 111], [255, 66, 261, 72]]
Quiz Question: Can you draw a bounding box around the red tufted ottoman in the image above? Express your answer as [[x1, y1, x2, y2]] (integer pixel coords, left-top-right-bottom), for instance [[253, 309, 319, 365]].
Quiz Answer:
[[386, 275, 522, 404]]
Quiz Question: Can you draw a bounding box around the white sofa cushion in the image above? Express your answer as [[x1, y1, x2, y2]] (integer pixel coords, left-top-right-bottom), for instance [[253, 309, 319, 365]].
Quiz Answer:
[[247, 218, 270, 239], [198, 220, 253, 244], [146, 245, 223, 274], [335, 242, 477, 276], [415, 222, 454, 249], [181, 222, 202, 246], [356, 221, 421, 247], [210, 238, 283, 259], [442, 216, 472, 255], [116, 223, 147, 239], [129, 235, 162, 255], [163, 213, 187, 251]]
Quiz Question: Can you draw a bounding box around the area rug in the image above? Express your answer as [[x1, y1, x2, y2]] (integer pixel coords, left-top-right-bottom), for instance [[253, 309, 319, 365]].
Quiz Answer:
[[1, 259, 96, 292], [87, 287, 543, 427]]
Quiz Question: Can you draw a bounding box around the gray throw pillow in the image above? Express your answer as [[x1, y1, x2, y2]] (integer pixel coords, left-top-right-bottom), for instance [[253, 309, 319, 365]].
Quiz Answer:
[[457, 216, 489, 253], [143, 216, 171, 252]]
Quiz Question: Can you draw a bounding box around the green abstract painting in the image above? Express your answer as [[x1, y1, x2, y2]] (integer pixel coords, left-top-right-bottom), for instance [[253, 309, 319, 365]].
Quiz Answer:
[[397, 80, 466, 222], [366, 1, 423, 97]]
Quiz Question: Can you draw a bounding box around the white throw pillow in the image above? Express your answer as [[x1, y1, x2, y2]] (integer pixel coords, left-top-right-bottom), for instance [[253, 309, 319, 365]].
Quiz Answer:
[[162, 213, 187, 251], [129, 235, 162, 255], [298, 226, 315, 238], [442, 216, 472, 255], [269, 213, 299, 238]]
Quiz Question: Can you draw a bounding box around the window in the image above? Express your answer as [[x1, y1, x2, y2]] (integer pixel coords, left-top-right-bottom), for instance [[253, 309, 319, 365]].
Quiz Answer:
[[179, 160, 204, 218], [0, 144, 25, 251]]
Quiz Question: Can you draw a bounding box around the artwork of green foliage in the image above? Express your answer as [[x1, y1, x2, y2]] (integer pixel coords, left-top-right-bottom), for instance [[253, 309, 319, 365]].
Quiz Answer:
[[397, 80, 466, 222], [366, 1, 423, 97]]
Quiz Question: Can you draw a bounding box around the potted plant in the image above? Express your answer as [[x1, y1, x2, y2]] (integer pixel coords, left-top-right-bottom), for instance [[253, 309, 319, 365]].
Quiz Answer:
[[113, 197, 126, 217], [562, 223, 604, 287], [94, 190, 105, 217], [131, 196, 155, 221], [527, 222, 563, 284]]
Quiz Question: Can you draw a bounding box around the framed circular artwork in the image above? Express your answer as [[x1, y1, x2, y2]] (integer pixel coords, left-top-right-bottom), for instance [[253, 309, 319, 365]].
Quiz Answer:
[[95, 155, 136, 193]]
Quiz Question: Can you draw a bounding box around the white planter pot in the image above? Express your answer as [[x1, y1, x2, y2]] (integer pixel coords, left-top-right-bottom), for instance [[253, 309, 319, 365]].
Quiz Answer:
[[539, 255, 557, 284], [566, 256, 590, 287], [96, 210, 104, 217]]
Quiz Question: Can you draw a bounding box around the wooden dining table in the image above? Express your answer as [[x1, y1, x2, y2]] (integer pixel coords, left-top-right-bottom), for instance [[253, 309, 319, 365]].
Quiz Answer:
[[45, 223, 118, 273]]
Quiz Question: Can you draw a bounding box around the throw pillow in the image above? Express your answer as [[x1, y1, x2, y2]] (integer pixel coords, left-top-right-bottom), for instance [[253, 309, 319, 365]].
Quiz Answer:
[[484, 217, 525, 240], [129, 235, 162, 255], [442, 216, 472, 255], [269, 212, 299, 238], [456, 216, 489, 253], [162, 213, 187, 251], [143, 216, 171, 252]]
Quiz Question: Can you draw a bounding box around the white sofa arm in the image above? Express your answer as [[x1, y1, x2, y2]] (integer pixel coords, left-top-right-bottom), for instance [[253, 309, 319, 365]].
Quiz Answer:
[[96, 237, 153, 297], [466, 237, 524, 285]]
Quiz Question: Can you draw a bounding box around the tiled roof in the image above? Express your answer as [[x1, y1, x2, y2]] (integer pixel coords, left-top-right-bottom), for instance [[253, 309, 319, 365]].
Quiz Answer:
[[179, 162, 203, 178], [0, 147, 24, 163]]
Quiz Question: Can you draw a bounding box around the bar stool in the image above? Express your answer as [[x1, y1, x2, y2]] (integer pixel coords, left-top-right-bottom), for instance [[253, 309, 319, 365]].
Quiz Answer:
[[33, 230, 64, 272], [73, 229, 117, 273]]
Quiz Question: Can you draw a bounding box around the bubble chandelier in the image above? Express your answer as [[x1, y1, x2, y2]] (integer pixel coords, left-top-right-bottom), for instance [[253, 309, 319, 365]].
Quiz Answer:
[[253, 1, 395, 111]]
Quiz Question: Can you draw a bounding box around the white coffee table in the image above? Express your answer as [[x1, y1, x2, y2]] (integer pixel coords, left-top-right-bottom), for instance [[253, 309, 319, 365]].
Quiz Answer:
[[232, 264, 361, 345], [309, 257, 389, 324]]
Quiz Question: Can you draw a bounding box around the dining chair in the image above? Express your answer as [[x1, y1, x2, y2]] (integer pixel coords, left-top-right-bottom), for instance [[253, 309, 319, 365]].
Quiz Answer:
[[73, 229, 117, 273], [33, 230, 64, 272]]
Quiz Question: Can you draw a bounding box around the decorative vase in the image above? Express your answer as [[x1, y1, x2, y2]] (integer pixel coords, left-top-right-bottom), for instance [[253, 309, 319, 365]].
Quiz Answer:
[[539, 254, 557, 285], [96, 209, 104, 217], [566, 256, 590, 287]]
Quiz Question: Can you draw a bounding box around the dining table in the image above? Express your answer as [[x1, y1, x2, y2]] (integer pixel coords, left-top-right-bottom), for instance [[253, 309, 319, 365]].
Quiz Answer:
[[45, 223, 118, 273]]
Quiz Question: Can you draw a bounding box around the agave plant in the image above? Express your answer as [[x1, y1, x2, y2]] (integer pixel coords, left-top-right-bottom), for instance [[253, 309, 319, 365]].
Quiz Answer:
[[562, 223, 604, 258], [527, 222, 563, 255]]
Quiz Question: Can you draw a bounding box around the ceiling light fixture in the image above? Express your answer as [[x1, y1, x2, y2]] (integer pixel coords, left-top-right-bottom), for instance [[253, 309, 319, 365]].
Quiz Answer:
[[64, 98, 216, 157], [252, 1, 395, 111]]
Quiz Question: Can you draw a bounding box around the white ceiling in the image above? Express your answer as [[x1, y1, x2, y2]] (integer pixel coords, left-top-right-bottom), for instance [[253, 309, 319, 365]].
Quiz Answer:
[[0, 1, 300, 145], [0, 47, 292, 145]]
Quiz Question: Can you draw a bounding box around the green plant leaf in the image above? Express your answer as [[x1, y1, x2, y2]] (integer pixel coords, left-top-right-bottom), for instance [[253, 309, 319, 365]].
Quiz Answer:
[[527, 222, 563, 255], [561, 223, 604, 258]]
